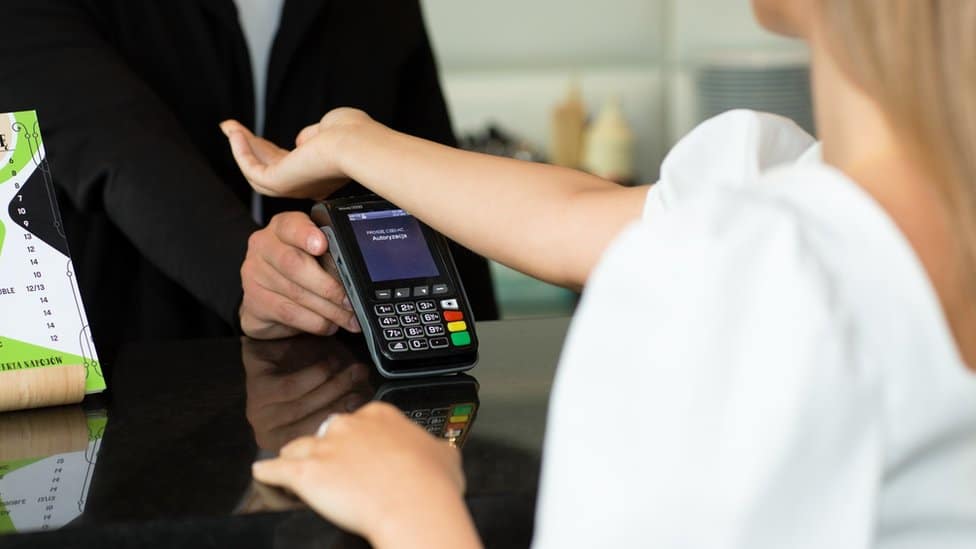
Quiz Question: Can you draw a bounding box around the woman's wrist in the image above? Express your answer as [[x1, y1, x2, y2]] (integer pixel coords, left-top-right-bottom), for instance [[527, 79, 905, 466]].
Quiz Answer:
[[367, 488, 482, 549], [331, 116, 384, 184]]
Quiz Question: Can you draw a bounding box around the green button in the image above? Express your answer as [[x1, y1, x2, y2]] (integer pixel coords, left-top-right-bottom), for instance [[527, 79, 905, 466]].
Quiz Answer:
[[451, 331, 471, 347], [452, 404, 473, 416]]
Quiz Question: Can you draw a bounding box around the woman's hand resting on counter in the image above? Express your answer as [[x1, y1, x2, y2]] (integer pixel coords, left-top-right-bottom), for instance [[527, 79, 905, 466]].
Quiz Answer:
[[252, 402, 483, 549]]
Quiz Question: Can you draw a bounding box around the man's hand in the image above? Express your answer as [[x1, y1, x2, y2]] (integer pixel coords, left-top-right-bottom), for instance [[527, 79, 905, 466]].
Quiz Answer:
[[242, 336, 373, 451], [240, 212, 361, 339]]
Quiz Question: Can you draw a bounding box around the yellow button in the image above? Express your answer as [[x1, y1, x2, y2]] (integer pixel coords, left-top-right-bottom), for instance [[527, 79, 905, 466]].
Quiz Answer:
[[449, 416, 469, 423], [447, 321, 467, 333]]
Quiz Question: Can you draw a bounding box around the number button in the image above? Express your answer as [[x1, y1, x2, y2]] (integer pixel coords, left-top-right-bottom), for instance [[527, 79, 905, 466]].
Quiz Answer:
[[395, 302, 416, 314], [421, 312, 441, 325], [383, 328, 404, 341], [417, 300, 437, 312], [405, 326, 425, 339], [425, 325, 446, 337], [409, 339, 430, 351], [374, 304, 395, 316], [399, 314, 420, 326], [379, 316, 400, 328], [429, 337, 449, 349]]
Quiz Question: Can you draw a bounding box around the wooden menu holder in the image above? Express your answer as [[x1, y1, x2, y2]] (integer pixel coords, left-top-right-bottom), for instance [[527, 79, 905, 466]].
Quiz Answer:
[[0, 364, 87, 413]]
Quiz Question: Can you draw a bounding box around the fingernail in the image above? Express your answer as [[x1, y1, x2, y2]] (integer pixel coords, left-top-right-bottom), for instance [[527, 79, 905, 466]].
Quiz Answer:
[[342, 297, 353, 311], [252, 462, 266, 475], [306, 235, 323, 254], [349, 316, 361, 333], [327, 324, 340, 336]]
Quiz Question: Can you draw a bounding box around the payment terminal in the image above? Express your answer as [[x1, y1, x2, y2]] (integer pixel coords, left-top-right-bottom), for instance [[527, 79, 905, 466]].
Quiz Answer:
[[311, 196, 479, 378]]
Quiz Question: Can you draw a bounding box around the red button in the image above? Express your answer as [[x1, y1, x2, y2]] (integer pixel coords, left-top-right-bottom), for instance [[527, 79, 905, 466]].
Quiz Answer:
[[443, 311, 464, 322]]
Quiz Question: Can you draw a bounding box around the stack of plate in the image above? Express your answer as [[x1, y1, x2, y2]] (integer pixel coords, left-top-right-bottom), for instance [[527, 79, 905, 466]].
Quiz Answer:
[[696, 50, 815, 136]]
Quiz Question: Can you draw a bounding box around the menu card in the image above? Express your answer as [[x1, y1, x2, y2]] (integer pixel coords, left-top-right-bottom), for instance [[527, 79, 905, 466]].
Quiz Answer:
[[0, 111, 105, 409]]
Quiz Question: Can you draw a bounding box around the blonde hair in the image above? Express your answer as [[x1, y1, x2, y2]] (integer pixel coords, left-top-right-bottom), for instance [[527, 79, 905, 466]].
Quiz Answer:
[[820, 1, 976, 282]]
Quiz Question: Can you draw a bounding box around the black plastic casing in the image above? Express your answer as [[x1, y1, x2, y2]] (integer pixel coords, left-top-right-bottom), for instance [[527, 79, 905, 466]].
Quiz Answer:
[[311, 196, 479, 378]]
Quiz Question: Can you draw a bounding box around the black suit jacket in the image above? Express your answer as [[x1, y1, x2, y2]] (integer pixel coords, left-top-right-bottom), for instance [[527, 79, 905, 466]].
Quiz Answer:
[[0, 0, 498, 361]]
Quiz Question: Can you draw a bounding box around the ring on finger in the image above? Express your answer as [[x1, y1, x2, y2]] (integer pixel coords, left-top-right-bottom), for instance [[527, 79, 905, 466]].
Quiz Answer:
[[316, 414, 341, 438]]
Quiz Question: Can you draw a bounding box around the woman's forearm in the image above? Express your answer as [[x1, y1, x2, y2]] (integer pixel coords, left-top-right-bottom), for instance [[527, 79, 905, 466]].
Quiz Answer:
[[337, 121, 648, 289], [369, 490, 483, 549]]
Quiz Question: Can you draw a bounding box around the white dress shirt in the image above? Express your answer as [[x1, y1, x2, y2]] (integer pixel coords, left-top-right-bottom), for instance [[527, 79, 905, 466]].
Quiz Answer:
[[233, 0, 284, 137], [233, 0, 284, 224]]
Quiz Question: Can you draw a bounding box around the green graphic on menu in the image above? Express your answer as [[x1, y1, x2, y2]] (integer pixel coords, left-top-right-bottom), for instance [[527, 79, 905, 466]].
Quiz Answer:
[[0, 336, 104, 393], [0, 111, 105, 398]]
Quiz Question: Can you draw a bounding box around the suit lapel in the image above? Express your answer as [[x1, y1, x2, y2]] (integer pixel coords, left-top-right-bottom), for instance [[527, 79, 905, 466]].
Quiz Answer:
[[267, 0, 332, 113], [198, 0, 255, 130]]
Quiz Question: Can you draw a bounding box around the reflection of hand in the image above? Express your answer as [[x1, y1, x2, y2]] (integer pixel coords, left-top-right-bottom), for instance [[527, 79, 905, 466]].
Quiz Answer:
[[253, 402, 482, 548], [221, 109, 372, 199], [240, 212, 361, 339], [236, 479, 306, 514], [242, 336, 373, 452]]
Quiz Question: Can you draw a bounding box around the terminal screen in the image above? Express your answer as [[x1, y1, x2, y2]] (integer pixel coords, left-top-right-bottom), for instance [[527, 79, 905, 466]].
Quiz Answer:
[[348, 209, 440, 282]]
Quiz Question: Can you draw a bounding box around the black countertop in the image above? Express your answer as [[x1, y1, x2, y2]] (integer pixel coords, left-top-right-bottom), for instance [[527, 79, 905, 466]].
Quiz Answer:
[[0, 317, 570, 549]]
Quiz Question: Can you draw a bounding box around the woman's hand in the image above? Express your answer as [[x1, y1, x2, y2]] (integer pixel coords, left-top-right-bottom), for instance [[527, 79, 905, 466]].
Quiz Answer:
[[252, 402, 482, 548], [220, 108, 373, 199]]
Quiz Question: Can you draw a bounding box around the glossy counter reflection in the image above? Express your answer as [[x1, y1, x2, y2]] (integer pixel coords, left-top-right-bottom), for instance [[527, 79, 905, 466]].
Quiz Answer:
[[241, 335, 480, 455], [236, 336, 481, 515], [0, 405, 105, 534], [0, 318, 569, 548]]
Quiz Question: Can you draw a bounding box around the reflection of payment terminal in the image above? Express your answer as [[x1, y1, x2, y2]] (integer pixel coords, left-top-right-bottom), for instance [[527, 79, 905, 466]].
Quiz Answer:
[[312, 196, 478, 378], [374, 374, 479, 448]]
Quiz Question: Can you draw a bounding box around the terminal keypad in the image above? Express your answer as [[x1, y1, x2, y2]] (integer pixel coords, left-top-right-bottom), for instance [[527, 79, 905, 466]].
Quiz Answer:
[[376, 293, 471, 355]]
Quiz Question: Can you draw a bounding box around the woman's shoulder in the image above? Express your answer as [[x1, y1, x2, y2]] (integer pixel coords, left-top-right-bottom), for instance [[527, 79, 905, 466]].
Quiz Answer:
[[579, 167, 858, 381], [603, 156, 958, 383], [626, 156, 976, 453], [648, 109, 818, 216]]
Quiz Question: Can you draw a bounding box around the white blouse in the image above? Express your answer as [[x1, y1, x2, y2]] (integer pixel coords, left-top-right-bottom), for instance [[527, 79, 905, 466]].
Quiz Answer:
[[533, 110, 976, 548]]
